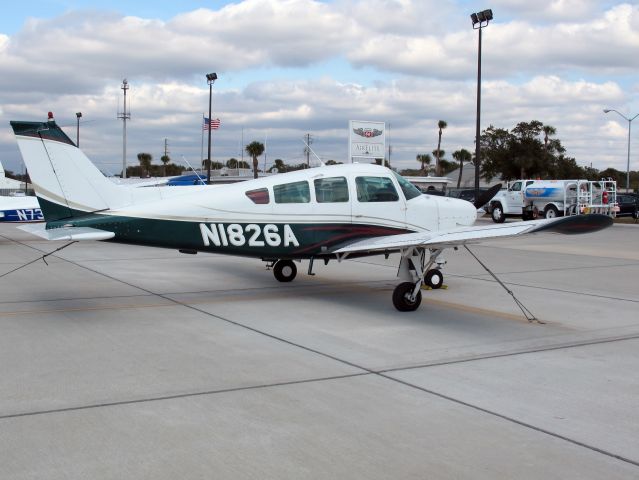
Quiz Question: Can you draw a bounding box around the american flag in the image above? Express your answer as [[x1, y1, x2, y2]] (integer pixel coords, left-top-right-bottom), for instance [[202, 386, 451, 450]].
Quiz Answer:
[[203, 117, 221, 130]]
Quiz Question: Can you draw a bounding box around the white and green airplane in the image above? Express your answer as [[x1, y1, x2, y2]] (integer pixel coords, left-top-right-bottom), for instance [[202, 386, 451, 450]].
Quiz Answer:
[[10, 116, 612, 311]]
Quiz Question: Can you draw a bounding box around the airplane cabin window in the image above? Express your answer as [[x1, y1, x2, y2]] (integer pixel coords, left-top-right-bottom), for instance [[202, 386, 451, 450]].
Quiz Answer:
[[314, 177, 349, 203], [355, 176, 399, 202], [274, 181, 311, 203], [245, 188, 270, 204], [392, 172, 422, 200]]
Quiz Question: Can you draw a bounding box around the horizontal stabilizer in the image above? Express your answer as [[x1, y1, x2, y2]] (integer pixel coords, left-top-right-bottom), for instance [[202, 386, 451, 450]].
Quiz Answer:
[[334, 214, 613, 254], [18, 224, 115, 241]]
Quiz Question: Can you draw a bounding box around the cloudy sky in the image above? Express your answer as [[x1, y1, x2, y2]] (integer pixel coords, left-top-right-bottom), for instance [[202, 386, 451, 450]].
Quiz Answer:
[[0, 0, 637, 176]]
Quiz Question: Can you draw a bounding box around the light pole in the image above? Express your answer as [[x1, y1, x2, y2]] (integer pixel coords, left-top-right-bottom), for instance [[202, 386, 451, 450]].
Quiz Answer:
[[470, 8, 493, 200], [75, 112, 82, 147], [603, 109, 638, 192], [205, 72, 218, 184]]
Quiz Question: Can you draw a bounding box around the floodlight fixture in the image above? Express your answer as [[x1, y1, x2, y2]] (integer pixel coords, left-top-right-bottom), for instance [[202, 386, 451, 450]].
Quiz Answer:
[[206, 72, 218, 83], [471, 9, 493, 28]]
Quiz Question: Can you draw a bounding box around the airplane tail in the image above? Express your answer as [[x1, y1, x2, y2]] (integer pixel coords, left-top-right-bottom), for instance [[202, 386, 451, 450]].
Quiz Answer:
[[10, 117, 132, 222]]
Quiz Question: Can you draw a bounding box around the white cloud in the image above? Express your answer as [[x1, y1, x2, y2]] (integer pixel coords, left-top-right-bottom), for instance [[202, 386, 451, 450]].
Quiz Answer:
[[1, 1, 637, 175]]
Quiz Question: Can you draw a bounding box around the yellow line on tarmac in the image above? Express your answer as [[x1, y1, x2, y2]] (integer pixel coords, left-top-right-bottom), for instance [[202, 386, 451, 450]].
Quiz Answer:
[[422, 297, 533, 323], [0, 284, 378, 318], [0, 284, 532, 323]]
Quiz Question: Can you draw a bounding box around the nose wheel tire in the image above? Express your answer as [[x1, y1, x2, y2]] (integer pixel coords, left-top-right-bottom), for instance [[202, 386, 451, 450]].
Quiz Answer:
[[392, 282, 422, 312], [424, 269, 443, 289], [273, 260, 297, 282]]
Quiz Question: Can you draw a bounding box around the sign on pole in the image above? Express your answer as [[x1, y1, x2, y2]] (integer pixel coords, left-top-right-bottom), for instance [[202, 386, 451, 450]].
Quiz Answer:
[[348, 120, 386, 163]]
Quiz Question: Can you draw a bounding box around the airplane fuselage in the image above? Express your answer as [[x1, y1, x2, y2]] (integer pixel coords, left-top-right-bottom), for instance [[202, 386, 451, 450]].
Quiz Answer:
[[44, 164, 477, 259]]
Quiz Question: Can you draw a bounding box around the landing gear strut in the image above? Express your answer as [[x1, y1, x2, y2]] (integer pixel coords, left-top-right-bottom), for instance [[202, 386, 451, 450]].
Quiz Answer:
[[273, 259, 297, 282], [392, 247, 444, 311]]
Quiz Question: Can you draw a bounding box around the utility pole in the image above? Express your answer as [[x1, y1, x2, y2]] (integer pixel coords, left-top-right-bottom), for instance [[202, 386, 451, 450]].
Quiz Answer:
[[117, 79, 131, 178], [387, 122, 391, 169], [304, 133, 313, 167]]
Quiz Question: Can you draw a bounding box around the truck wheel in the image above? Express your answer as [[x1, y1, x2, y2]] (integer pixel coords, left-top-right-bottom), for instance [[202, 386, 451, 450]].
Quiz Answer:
[[544, 205, 559, 219], [491, 203, 506, 223]]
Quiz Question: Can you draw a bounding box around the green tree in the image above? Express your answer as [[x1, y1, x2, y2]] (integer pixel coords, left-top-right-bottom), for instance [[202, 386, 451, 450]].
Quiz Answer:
[[435, 120, 447, 176], [269, 158, 286, 173], [480, 121, 571, 181], [226, 158, 238, 169], [416, 153, 432, 174], [137, 152, 153, 177], [160, 155, 170, 177], [245, 141, 265, 179], [452, 148, 472, 188]]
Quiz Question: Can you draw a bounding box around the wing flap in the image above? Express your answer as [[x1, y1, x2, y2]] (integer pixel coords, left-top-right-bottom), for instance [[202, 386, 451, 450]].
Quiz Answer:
[[18, 224, 115, 241], [334, 215, 613, 254]]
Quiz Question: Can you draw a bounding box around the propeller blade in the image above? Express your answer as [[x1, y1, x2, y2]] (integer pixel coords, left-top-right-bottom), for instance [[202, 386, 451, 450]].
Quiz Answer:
[[473, 183, 502, 209]]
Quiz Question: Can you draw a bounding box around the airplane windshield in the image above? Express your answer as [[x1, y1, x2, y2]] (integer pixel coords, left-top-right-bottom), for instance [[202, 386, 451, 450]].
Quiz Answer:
[[392, 172, 422, 200]]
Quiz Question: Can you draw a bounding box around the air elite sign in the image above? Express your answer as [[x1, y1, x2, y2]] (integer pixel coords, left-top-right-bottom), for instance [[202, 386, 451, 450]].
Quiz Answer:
[[349, 120, 386, 162]]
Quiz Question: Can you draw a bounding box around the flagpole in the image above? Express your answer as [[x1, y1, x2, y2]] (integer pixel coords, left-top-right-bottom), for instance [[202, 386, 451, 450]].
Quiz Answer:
[[200, 114, 204, 172]]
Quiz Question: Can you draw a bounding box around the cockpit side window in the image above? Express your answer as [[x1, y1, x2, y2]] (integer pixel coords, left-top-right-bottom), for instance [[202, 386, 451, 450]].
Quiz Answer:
[[314, 177, 349, 203], [245, 188, 270, 204], [355, 176, 399, 202], [273, 181, 311, 203], [392, 171, 422, 200]]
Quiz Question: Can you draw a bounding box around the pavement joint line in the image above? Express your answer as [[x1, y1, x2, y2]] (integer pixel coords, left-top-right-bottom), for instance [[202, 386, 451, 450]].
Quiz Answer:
[[0, 372, 370, 421], [377, 372, 639, 469], [446, 274, 639, 304], [377, 332, 639, 374], [4, 233, 639, 468]]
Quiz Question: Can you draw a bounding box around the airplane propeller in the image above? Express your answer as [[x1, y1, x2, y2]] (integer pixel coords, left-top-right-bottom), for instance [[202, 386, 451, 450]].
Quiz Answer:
[[473, 183, 502, 210]]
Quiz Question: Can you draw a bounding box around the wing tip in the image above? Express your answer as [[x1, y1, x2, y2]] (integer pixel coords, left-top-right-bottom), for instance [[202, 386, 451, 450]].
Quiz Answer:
[[530, 214, 613, 235]]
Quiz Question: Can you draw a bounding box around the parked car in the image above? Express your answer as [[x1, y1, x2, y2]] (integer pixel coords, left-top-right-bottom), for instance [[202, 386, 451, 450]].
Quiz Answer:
[[616, 193, 639, 219]]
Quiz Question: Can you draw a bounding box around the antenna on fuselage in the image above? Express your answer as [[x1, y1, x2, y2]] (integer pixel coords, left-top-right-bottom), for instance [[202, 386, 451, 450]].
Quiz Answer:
[[302, 139, 325, 167], [181, 156, 206, 184]]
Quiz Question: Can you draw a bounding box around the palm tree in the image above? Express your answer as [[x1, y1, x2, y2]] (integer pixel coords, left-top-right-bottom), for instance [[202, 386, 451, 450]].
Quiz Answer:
[[137, 152, 153, 177], [435, 120, 447, 176], [160, 155, 170, 177], [245, 141, 265, 179], [416, 153, 432, 174], [452, 149, 472, 188]]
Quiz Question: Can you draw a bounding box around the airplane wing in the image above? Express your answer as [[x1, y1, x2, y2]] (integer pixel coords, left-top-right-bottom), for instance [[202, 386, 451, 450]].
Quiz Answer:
[[18, 224, 115, 241], [334, 215, 613, 254]]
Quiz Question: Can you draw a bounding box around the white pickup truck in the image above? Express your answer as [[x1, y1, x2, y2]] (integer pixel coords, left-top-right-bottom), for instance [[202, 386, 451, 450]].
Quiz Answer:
[[488, 179, 617, 223]]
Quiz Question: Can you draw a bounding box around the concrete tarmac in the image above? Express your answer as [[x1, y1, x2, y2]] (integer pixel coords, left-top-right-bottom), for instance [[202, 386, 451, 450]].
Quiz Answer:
[[0, 221, 638, 479]]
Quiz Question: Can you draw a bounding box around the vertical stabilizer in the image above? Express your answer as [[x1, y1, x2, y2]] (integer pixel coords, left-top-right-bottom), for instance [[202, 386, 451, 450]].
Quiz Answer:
[[10, 119, 133, 221]]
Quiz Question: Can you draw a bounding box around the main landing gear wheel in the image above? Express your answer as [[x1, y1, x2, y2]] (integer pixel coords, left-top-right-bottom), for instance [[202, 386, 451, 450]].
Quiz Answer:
[[392, 282, 422, 312], [424, 269, 443, 289], [273, 260, 297, 282]]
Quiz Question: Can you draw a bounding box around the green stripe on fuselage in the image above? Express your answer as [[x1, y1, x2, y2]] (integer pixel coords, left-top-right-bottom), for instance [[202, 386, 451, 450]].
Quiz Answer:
[[41, 202, 410, 258]]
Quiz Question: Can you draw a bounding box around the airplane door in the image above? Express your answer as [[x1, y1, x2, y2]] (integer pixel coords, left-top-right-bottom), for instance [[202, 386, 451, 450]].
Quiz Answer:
[[349, 175, 407, 231]]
